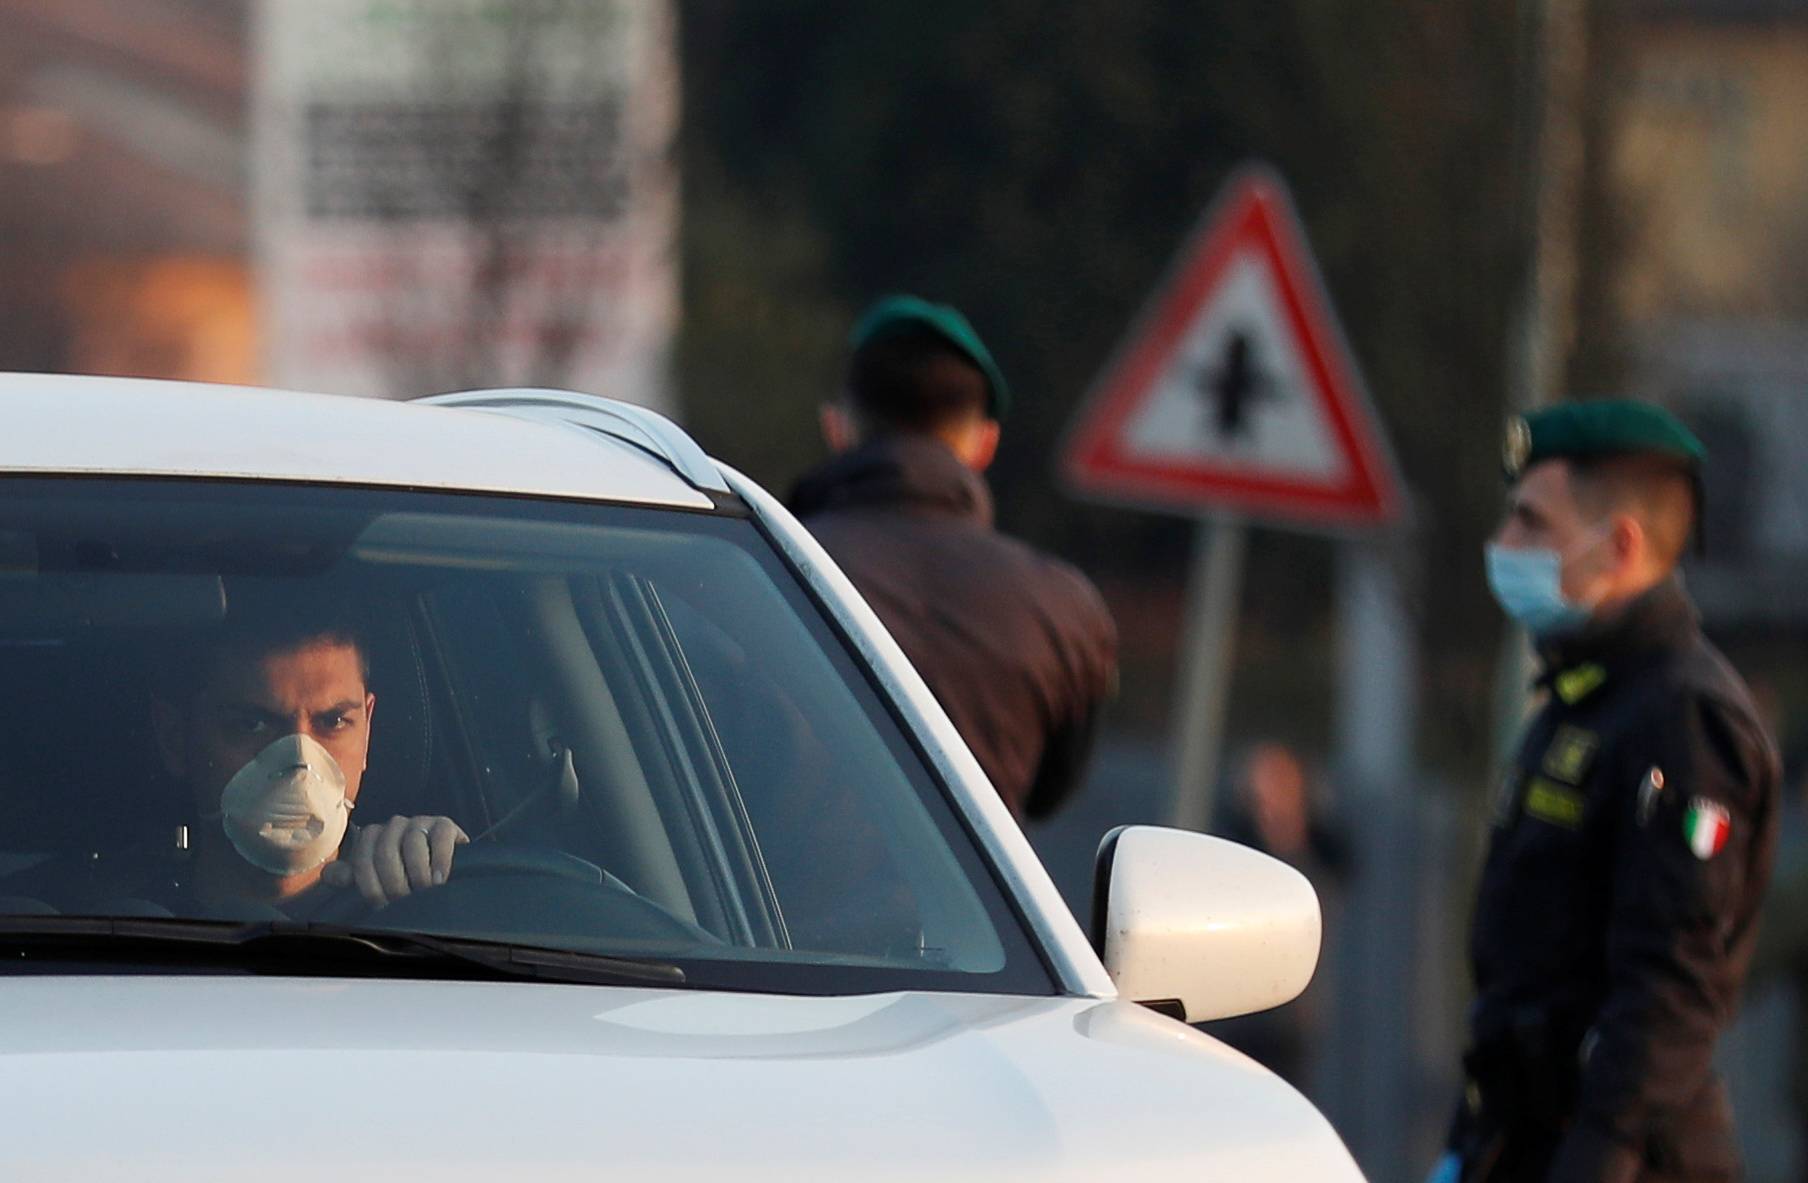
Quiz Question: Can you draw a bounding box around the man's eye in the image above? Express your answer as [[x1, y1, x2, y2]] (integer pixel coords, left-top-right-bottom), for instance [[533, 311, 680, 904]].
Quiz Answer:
[[322, 714, 354, 731], [229, 716, 271, 736]]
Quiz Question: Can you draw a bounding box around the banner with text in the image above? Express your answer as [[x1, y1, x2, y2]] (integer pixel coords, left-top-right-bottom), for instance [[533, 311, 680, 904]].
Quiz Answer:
[[253, 0, 677, 409]]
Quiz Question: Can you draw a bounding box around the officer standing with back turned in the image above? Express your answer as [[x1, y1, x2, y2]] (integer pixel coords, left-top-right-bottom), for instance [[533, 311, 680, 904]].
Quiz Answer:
[[789, 295, 1117, 821], [1433, 401, 1778, 1183]]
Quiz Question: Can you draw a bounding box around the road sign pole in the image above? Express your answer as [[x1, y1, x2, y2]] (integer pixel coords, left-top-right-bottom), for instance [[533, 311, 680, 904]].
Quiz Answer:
[[1057, 163, 1413, 1179], [1167, 517, 1248, 832], [1329, 538, 1420, 1178]]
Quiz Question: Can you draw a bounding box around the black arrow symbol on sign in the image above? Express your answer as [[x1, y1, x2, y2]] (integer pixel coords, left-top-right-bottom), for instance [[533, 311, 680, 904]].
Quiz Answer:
[[1198, 329, 1278, 440]]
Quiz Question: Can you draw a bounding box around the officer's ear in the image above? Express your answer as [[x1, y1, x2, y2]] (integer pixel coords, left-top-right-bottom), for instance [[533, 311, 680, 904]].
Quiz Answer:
[[1608, 512, 1645, 574], [960, 418, 1001, 472], [819, 402, 858, 454]]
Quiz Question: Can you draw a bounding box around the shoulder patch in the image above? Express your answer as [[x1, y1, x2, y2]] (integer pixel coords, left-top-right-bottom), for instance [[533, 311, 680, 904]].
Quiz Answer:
[[1555, 663, 1608, 705], [1684, 797, 1730, 860], [1541, 726, 1600, 786], [1525, 778, 1586, 829]]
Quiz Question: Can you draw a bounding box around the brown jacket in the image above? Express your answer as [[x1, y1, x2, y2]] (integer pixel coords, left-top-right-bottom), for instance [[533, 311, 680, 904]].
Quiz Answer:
[[790, 437, 1116, 819]]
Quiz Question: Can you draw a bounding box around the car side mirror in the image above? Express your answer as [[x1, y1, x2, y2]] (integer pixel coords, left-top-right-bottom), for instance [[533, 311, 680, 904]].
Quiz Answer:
[[1091, 825, 1321, 1024]]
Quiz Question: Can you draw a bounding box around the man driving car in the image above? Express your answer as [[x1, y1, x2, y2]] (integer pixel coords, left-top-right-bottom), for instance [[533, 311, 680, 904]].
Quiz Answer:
[[150, 607, 465, 917]]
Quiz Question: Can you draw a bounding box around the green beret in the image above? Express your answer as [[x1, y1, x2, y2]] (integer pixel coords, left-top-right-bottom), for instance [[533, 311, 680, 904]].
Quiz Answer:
[[1503, 399, 1706, 481], [850, 294, 1011, 420]]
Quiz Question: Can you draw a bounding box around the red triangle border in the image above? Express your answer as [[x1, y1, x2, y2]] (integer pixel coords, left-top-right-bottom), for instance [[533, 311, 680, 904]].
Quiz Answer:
[[1062, 167, 1403, 529]]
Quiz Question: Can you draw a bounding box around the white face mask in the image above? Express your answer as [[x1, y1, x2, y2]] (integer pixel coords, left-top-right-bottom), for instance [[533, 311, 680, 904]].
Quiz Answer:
[[217, 733, 352, 876]]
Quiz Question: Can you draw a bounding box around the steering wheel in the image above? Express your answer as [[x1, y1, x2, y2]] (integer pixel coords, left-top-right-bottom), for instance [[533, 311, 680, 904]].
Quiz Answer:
[[314, 842, 713, 946]]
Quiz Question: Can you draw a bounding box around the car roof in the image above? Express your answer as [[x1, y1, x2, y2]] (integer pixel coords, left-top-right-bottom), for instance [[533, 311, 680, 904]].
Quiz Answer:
[[0, 373, 719, 509]]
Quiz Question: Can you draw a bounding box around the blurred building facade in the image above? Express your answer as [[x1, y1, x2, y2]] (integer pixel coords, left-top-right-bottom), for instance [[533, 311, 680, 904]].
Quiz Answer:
[[0, 0, 676, 404], [1615, 3, 1808, 1176], [0, 0, 252, 383], [1617, 0, 1808, 717]]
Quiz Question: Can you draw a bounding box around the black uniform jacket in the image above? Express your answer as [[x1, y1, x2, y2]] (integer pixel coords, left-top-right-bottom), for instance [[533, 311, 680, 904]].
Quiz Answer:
[[789, 437, 1117, 819], [1466, 578, 1778, 1182]]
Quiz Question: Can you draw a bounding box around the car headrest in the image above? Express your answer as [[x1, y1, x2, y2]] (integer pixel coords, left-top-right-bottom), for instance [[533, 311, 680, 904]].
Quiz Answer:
[[359, 606, 437, 819]]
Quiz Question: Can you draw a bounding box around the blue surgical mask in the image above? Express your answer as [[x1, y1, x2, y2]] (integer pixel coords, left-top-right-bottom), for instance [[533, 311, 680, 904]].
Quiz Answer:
[[1485, 543, 1593, 638]]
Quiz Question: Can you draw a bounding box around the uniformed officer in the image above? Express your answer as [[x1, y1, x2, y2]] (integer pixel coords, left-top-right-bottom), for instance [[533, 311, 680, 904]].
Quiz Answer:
[[788, 295, 1117, 820], [1434, 400, 1779, 1182]]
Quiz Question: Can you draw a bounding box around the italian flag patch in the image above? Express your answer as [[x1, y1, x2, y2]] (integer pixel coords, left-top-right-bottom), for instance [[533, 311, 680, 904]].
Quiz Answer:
[[1684, 798, 1730, 861]]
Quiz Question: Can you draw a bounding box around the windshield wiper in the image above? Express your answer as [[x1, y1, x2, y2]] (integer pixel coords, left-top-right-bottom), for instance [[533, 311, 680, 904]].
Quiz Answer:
[[0, 916, 686, 988]]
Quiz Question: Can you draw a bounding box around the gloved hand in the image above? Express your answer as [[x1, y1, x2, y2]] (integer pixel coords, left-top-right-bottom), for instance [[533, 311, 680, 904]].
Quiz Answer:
[[322, 814, 468, 906], [1425, 1151, 1462, 1183]]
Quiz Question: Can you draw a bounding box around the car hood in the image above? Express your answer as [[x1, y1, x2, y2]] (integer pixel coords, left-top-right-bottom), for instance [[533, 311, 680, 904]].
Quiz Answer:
[[0, 976, 1363, 1181]]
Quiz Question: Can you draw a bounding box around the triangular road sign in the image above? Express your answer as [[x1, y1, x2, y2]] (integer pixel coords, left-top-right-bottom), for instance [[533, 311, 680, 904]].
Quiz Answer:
[[1063, 166, 1403, 529]]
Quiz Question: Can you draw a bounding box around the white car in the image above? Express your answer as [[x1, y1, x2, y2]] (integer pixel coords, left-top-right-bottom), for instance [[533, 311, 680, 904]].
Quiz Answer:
[[0, 374, 1363, 1181]]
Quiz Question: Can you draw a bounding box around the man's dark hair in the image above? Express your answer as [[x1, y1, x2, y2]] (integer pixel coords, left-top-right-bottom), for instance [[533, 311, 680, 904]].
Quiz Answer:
[[845, 327, 991, 435], [158, 595, 371, 702], [1568, 453, 1697, 569]]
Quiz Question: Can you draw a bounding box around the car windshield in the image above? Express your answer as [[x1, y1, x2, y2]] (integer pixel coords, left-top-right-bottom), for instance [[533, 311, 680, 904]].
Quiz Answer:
[[0, 477, 1049, 996]]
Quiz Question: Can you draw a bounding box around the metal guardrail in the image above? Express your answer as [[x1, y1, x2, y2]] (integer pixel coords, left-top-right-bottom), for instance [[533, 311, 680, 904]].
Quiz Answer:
[[417, 389, 731, 495]]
